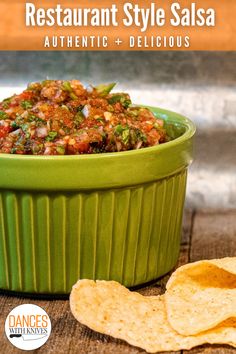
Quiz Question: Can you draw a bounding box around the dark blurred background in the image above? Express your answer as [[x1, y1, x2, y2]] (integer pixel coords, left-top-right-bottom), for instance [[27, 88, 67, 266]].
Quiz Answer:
[[0, 51, 235, 87], [0, 51, 235, 208]]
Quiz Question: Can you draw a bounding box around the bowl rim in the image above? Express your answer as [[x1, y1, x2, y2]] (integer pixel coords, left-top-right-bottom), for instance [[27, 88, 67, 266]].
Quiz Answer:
[[0, 106, 196, 161]]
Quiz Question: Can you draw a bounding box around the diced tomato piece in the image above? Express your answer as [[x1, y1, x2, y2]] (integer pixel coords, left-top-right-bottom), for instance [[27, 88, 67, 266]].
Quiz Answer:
[[0, 126, 12, 138], [19, 91, 35, 101], [68, 141, 89, 154]]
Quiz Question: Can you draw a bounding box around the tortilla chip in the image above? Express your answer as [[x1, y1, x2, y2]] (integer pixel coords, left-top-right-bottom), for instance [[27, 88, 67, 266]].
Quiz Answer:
[[165, 257, 236, 336], [70, 279, 236, 353]]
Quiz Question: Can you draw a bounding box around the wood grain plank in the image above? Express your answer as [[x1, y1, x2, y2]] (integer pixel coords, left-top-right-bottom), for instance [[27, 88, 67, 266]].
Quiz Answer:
[[182, 346, 236, 354], [190, 209, 236, 261]]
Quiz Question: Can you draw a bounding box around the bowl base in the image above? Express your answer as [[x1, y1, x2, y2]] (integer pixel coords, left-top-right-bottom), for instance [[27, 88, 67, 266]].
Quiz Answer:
[[0, 264, 176, 299]]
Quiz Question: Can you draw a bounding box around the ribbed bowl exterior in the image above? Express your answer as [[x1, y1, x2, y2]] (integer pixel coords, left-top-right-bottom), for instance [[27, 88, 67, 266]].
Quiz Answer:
[[0, 169, 187, 294]]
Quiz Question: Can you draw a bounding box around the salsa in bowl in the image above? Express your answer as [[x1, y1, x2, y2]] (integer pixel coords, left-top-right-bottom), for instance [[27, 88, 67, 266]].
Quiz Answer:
[[0, 81, 195, 295], [0, 80, 170, 155]]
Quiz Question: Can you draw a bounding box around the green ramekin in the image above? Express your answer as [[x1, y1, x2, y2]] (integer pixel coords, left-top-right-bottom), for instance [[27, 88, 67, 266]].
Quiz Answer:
[[0, 107, 195, 295]]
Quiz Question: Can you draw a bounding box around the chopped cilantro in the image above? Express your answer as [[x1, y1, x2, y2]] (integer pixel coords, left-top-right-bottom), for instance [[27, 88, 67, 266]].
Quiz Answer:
[[76, 105, 85, 112], [21, 123, 29, 133], [28, 115, 45, 125], [95, 117, 104, 122], [108, 95, 123, 104], [11, 121, 19, 129], [122, 99, 132, 108], [115, 124, 130, 144], [0, 110, 8, 119], [46, 131, 57, 141], [62, 81, 78, 100], [121, 128, 130, 144], [21, 100, 33, 109], [95, 83, 116, 96], [62, 81, 72, 92], [2, 97, 12, 109], [136, 129, 147, 143], [74, 111, 84, 126], [11, 147, 17, 154], [114, 124, 124, 135], [56, 146, 65, 155], [108, 95, 131, 108]]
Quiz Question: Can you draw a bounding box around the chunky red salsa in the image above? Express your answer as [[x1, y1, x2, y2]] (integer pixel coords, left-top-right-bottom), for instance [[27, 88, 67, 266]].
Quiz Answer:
[[0, 80, 169, 155]]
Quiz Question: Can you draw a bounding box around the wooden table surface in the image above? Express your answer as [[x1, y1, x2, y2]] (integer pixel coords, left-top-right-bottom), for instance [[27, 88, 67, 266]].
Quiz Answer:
[[0, 209, 236, 354]]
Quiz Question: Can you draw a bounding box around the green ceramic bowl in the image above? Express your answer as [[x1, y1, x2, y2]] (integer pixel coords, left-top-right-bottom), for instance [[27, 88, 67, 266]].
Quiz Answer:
[[0, 106, 195, 295]]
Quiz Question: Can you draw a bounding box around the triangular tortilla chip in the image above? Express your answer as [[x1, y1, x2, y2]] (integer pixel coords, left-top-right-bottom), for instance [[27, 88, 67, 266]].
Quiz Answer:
[[165, 257, 236, 335], [70, 279, 236, 353]]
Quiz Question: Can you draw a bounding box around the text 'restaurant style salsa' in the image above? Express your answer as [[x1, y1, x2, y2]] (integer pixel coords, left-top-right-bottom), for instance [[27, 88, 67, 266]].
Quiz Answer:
[[0, 80, 170, 155]]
